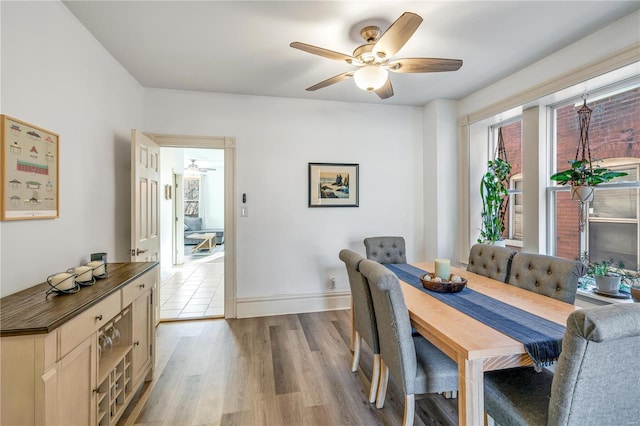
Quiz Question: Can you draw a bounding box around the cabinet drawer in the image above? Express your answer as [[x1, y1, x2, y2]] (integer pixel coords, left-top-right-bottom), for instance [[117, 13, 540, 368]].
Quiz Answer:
[[122, 273, 151, 307], [59, 292, 120, 358]]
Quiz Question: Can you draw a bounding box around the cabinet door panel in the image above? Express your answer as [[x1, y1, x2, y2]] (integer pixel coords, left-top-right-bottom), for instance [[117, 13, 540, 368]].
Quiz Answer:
[[58, 335, 96, 425], [131, 291, 151, 386]]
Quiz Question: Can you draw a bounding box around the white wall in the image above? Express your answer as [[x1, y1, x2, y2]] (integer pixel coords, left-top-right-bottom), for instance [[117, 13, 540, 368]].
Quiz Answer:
[[201, 169, 224, 230], [143, 89, 424, 305], [0, 1, 144, 296], [422, 100, 459, 262]]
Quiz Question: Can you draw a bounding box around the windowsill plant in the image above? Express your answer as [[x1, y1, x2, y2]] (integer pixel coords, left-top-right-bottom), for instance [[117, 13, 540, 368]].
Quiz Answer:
[[579, 254, 640, 298]]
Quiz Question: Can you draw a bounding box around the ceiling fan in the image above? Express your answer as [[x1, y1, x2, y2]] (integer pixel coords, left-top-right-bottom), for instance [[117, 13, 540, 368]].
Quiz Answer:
[[290, 12, 462, 99], [186, 159, 216, 173]]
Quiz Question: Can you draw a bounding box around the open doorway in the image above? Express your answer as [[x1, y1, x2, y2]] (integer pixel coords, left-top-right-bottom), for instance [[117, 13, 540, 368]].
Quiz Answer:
[[160, 147, 225, 320]]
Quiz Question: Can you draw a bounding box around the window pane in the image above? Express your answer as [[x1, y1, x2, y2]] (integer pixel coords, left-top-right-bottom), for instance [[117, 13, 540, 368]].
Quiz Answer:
[[509, 178, 523, 240], [554, 191, 581, 260], [499, 120, 522, 243], [555, 87, 640, 171], [591, 186, 638, 219], [589, 222, 638, 270]]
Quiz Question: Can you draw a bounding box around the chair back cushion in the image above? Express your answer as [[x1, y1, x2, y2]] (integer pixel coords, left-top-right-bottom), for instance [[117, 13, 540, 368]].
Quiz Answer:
[[508, 253, 585, 303], [364, 236, 407, 264], [359, 259, 417, 394], [467, 244, 516, 282], [338, 249, 379, 354], [548, 304, 640, 425]]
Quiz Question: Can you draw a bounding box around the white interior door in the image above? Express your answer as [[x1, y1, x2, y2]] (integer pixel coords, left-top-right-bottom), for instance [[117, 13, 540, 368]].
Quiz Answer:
[[130, 129, 160, 263]]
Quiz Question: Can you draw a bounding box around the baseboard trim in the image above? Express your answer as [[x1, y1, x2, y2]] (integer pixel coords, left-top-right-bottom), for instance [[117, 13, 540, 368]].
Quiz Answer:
[[236, 291, 351, 318]]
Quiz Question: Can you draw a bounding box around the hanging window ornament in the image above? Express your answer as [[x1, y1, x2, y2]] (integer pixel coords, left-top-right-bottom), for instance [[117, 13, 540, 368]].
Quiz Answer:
[[574, 94, 594, 231], [495, 125, 508, 164]]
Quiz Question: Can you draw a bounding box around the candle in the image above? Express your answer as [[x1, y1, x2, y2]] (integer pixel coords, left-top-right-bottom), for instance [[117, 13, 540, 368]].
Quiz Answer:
[[48, 272, 76, 291], [434, 259, 451, 280], [87, 260, 106, 277], [70, 265, 93, 283]]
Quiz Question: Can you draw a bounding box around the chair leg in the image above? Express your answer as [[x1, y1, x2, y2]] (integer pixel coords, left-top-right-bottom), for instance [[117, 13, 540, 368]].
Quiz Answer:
[[403, 394, 415, 426], [349, 297, 355, 352], [351, 332, 361, 373], [375, 359, 389, 409], [368, 353, 380, 403]]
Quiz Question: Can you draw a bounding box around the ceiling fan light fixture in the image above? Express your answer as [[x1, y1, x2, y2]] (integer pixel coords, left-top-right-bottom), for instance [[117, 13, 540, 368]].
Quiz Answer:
[[354, 65, 388, 92]]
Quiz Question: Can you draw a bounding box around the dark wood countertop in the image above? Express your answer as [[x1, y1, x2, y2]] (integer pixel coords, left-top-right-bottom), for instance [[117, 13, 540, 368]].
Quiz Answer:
[[0, 262, 158, 337]]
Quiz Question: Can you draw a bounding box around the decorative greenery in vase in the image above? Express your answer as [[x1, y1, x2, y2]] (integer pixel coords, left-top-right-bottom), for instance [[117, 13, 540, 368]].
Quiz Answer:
[[478, 158, 511, 244]]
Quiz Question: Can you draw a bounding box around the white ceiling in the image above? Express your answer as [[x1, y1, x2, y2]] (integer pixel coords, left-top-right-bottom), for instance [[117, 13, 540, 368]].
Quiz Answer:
[[63, 1, 640, 107]]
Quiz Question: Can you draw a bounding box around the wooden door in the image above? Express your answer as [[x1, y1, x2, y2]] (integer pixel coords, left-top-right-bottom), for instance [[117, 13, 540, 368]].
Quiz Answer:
[[131, 129, 160, 262]]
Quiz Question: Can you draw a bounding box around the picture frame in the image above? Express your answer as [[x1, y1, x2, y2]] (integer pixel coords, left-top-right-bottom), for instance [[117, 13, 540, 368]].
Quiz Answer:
[[1, 115, 59, 220], [308, 162, 359, 207]]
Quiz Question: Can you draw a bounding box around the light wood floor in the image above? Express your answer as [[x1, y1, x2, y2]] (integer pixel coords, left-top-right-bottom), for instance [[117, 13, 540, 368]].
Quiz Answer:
[[119, 310, 458, 426]]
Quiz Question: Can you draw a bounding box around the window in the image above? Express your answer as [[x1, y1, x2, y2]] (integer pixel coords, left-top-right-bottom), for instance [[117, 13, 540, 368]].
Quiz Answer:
[[184, 176, 200, 217], [490, 119, 522, 247], [550, 86, 640, 264], [588, 162, 639, 270], [509, 174, 523, 242]]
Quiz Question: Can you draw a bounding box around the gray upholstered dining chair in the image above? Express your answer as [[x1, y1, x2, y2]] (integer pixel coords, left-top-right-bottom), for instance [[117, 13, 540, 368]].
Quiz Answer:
[[338, 249, 381, 403], [467, 243, 516, 282], [359, 259, 458, 426], [364, 236, 407, 264], [507, 252, 586, 303], [484, 303, 640, 426]]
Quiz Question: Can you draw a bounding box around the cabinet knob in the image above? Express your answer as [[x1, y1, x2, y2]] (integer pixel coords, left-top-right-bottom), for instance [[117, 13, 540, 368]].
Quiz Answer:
[[134, 341, 140, 347], [93, 387, 100, 393], [95, 314, 103, 321], [139, 283, 145, 289]]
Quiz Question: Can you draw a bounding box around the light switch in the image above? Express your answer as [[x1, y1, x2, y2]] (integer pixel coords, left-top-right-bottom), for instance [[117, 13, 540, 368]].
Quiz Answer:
[[241, 206, 248, 217]]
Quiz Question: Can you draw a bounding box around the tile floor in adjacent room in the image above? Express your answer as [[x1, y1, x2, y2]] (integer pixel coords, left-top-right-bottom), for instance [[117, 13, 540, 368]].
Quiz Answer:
[[159, 249, 224, 320]]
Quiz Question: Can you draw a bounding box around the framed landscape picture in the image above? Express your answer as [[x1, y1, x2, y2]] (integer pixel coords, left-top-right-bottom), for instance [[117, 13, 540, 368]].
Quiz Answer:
[[0, 115, 59, 220], [308, 162, 359, 207]]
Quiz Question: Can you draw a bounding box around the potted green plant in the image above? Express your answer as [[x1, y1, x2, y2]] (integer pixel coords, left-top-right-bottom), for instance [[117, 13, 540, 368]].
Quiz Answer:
[[550, 159, 627, 201], [478, 158, 511, 245], [584, 257, 640, 297]]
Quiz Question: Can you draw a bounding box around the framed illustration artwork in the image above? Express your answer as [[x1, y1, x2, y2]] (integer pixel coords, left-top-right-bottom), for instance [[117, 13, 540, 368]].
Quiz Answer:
[[0, 115, 59, 220], [308, 162, 359, 207]]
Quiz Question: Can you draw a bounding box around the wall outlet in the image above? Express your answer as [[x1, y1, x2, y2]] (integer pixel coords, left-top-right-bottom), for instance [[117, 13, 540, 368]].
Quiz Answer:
[[329, 276, 336, 289]]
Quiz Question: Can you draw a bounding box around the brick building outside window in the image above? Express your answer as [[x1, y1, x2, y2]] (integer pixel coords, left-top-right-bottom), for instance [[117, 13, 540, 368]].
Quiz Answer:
[[552, 86, 640, 268]]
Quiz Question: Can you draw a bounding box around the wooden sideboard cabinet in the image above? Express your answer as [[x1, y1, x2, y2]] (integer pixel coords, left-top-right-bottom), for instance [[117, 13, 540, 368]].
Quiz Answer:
[[0, 262, 158, 426]]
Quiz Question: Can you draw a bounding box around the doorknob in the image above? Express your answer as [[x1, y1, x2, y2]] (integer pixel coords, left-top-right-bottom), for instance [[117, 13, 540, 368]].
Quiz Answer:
[[129, 248, 149, 256]]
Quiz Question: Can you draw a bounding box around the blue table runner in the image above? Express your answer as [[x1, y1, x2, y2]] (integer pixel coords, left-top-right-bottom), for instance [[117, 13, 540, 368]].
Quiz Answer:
[[385, 263, 566, 370]]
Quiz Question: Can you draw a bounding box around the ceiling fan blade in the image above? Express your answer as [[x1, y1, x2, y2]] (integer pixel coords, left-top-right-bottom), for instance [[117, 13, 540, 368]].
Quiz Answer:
[[386, 58, 463, 73], [375, 78, 394, 99], [290, 42, 356, 63], [373, 12, 423, 59], [306, 71, 355, 91]]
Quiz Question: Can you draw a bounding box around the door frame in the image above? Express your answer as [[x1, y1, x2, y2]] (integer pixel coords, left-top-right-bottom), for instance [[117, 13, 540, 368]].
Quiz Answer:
[[148, 133, 237, 319], [173, 172, 185, 266]]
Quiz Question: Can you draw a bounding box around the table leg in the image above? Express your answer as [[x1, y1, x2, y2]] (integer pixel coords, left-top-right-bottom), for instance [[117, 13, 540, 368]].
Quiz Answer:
[[457, 357, 484, 426], [192, 237, 212, 252]]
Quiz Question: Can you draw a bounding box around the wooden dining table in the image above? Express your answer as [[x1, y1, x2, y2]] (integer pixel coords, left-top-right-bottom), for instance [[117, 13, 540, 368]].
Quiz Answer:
[[401, 262, 577, 426]]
